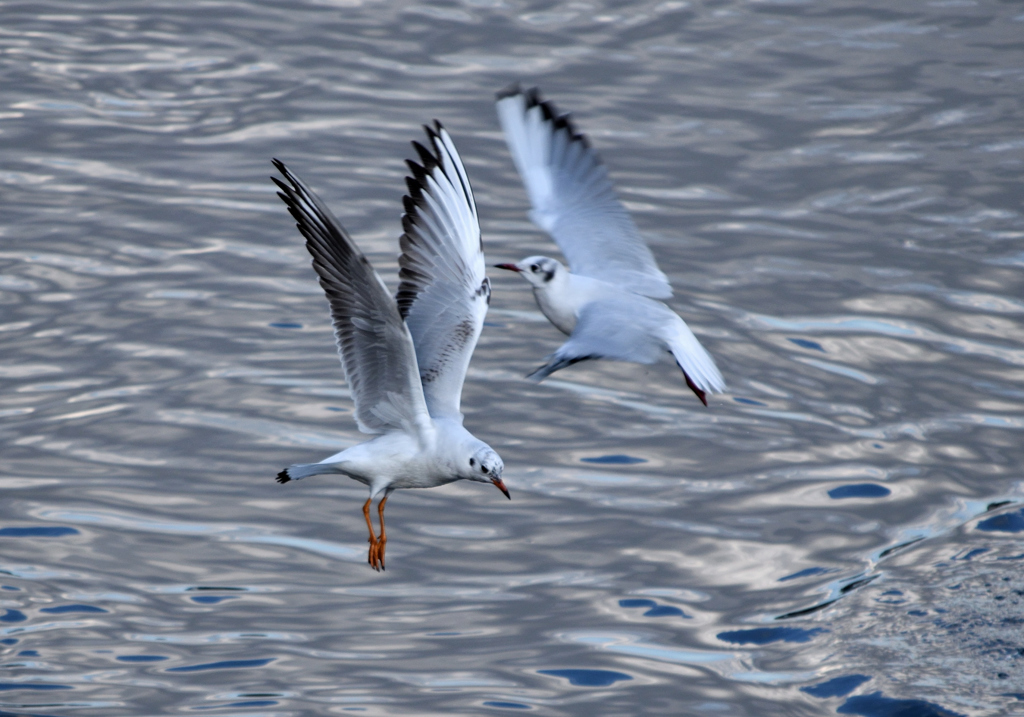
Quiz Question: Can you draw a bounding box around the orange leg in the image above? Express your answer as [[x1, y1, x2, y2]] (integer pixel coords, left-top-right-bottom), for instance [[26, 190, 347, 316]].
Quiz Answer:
[[375, 495, 389, 570], [362, 498, 381, 571]]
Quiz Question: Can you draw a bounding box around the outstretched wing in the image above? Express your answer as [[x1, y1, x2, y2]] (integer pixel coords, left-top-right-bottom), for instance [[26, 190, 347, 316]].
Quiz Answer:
[[272, 159, 432, 440], [527, 296, 724, 404], [396, 122, 489, 421], [496, 85, 672, 299]]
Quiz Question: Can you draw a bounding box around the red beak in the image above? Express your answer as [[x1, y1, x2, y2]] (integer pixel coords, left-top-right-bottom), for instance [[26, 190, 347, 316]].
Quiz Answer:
[[493, 263, 521, 273], [491, 477, 511, 500]]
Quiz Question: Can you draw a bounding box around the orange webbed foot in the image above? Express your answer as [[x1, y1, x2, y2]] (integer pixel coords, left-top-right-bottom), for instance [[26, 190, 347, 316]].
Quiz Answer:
[[367, 537, 385, 571]]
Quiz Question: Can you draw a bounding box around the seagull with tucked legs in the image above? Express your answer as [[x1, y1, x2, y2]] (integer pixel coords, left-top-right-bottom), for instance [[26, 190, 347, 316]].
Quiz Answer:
[[271, 122, 508, 571], [493, 86, 725, 405]]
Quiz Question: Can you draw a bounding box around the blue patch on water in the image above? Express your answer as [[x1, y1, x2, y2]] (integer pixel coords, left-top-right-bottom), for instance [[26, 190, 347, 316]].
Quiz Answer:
[[837, 691, 966, 717], [167, 658, 274, 672], [0, 610, 26, 623], [908, 610, 927, 617], [325, 406, 346, 412], [953, 548, 989, 561], [483, 701, 531, 709], [18, 650, 38, 657], [0, 639, 16, 645], [643, 605, 689, 618], [538, 669, 633, 687], [788, 338, 825, 352], [190, 596, 235, 604], [1, 586, 20, 591], [483, 321, 506, 328], [0, 683, 72, 691], [801, 674, 871, 698], [618, 599, 689, 617], [269, 322, 302, 329], [0, 527, 79, 537], [779, 567, 832, 582], [717, 627, 825, 645], [194, 701, 279, 710], [40, 604, 108, 614], [733, 397, 767, 406], [977, 508, 1024, 533], [580, 454, 647, 465], [117, 655, 168, 662], [828, 484, 891, 499]]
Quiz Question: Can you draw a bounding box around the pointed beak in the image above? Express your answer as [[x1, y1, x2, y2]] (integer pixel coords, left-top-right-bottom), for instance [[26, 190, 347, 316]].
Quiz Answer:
[[491, 477, 511, 500], [493, 263, 521, 273]]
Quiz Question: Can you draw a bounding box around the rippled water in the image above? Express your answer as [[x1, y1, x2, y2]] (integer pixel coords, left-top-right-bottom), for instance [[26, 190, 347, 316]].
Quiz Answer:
[[2, 1, 1023, 714]]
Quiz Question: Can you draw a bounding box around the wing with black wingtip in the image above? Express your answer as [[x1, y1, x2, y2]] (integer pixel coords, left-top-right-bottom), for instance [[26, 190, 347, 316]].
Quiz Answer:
[[396, 122, 489, 421], [496, 85, 672, 299], [272, 159, 432, 440]]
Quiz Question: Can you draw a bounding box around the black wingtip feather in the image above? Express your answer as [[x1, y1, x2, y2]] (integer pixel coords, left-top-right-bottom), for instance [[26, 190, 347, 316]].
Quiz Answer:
[[410, 140, 437, 172], [404, 160, 429, 195], [504, 86, 588, 148], [401, 194, 417, 216], [495, 82, 522, 101], [684, 373, 709, 407], [423, 119, 444, 141], [276, 469, 291, 484]]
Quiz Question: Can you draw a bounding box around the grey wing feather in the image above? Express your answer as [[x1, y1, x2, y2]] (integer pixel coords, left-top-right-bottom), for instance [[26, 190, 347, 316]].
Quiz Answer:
[[496, 86, 673, 299], [528, 296, 725, 397], [272, 159, 432, 439], [528, 298, 668, 380], [396, 123, 489, 420]]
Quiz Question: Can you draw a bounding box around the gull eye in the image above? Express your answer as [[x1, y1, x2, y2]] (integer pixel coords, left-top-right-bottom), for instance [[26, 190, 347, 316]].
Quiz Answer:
[[530, 264, 539, 273], [469, 458, 475, 467], [480, 465, 488, 474]]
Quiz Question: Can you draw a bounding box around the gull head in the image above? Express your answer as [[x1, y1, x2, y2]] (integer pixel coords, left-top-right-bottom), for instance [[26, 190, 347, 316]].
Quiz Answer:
[[466, 445, 509, 499], [494, 255, 562, 288]]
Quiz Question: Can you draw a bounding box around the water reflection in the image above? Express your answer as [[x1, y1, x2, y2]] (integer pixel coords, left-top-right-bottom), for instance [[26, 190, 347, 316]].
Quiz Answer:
[[1, 0, 1023, 714]]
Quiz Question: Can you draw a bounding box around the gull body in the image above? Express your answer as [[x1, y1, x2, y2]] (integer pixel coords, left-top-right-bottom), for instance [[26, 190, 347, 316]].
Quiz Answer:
[[272, 123, 508, 571], [494, 86, 725, 404], [289, 418, 499, 495]]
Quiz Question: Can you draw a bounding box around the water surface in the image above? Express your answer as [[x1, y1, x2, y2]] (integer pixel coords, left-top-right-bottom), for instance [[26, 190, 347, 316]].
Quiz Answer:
[[2, 1, 1023, 714]]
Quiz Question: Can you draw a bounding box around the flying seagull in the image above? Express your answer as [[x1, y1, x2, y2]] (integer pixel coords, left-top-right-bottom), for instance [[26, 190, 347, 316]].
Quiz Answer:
[[271, 123, 508, 571], [493, 86, 725, 405]]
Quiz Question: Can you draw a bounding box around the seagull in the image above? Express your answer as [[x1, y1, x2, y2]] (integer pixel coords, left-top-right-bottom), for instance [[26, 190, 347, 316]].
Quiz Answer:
[[493, 86, 725, 405], [271, 122, 508, 571]]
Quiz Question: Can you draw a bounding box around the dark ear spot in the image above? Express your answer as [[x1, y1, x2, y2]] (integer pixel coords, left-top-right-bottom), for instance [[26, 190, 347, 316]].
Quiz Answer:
[[469, 458, 475, 467], [542, 267, 555, 282]]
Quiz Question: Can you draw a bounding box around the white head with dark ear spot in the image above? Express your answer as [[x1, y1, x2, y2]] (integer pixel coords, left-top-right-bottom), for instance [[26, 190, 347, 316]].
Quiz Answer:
[[466, 445, 509, 499], [494, 255, 563, 288]]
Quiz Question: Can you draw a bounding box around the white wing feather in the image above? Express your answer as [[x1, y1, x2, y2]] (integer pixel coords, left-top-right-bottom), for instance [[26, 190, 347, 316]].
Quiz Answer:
[[496, 86, 673, 299], [396, 123, 489, 421]]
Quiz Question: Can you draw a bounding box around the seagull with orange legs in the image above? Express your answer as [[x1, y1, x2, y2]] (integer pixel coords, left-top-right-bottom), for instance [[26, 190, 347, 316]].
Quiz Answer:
[[271, 123, 508, 571], [493, 86, 725, 405]]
